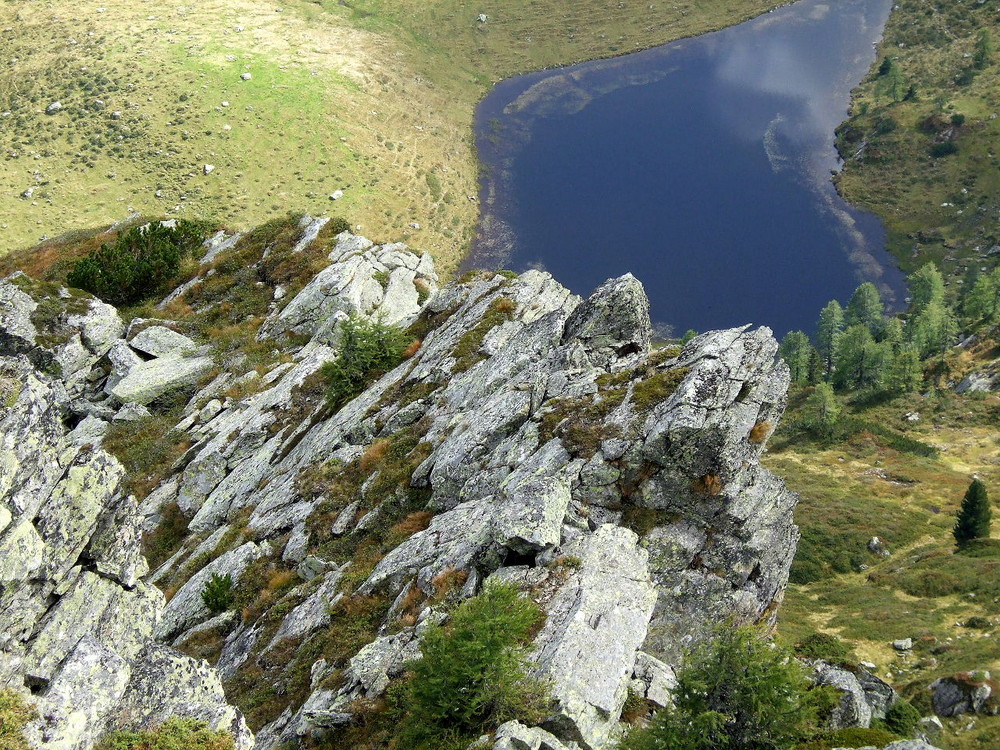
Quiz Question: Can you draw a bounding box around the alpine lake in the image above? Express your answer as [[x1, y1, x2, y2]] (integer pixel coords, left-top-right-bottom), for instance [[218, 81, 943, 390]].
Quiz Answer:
[[466, 0, 906, 339]]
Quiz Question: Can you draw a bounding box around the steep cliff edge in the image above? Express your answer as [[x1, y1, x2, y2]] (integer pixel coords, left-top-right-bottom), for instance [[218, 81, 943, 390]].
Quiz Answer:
[[0, 225, 799, 750]]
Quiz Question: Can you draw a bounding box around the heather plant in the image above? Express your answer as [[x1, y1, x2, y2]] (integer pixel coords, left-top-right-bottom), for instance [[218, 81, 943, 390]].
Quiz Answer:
[[95, 717, 233, 750]]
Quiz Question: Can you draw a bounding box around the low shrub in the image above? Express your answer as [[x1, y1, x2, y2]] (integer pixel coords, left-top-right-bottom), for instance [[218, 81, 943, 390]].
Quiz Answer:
[[794, 633, 854, 664], [95, 717, 234, 750], [66, 220, 208, 306], [929, 141, 958, 158], [321, 315, 411, 409], [619, 625, 819, 750], [201, 573, 234, 614], [882, 699, 921, 737], [396, 582, 548, 749]]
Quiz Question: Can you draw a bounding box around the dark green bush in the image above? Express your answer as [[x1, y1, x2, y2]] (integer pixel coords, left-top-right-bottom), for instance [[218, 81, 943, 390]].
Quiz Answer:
[[619, 626, 818, 750], [964, 616, 992, 629], [794, 633, 853, 664], [95, 717, 234, 750], [954, 478, 991, 547], [66, 220, 208, 306], [396, 582, 548, 750], [929, 141, 958, 158], [883, 699, 921, 737], [321, 314, 411, 408], [201, 573, 234, 614]]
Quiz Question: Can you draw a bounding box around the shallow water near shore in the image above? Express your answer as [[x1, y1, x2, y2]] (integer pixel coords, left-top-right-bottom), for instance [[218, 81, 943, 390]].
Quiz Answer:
[[465, 0, 905, 338]]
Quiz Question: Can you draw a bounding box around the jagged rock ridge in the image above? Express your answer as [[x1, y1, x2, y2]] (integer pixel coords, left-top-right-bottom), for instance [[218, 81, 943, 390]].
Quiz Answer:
[[1, 223, 802, 750]]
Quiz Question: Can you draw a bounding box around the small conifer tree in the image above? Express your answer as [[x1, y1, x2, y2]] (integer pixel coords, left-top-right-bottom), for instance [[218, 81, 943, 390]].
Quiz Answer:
[[954, 478, 991, 547]]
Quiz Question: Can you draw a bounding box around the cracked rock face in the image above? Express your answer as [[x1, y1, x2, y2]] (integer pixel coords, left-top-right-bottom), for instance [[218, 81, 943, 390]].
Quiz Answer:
[[0, 355, 252, 750], [7, 226, 801, 750], [132, 236, 795, 749]]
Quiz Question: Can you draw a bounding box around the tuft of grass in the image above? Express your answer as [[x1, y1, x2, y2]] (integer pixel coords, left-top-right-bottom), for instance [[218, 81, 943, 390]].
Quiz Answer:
[[692, 473, 723, 496], [94, 717, 234, 750], [0, 689, 36, 750], [451, 297, 517, 373], [749, 420, 773, 444], [103, 414, 193, 500], [142, 502, 190, 572]]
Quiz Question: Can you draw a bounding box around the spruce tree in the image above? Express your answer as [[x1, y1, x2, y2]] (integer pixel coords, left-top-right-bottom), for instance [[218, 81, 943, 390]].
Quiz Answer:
[[954, 478, 991, 547]]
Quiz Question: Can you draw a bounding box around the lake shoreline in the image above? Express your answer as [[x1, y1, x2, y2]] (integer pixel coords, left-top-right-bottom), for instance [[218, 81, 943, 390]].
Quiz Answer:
[[465, 0, 907, 338]]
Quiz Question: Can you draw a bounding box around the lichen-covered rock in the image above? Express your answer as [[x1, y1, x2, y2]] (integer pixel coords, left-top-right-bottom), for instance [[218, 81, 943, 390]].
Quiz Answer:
[[0, 274, 124, 386], [492, 439, 576, 554], [258, 232, 439, 341], [155, 542, 268, 641], [0, 351, 251, 750], [110, 644, 254, 750], [630, 652, 677, 708], [107, 354, 215, 406], [493, 720, 572, 750], [0, 274, 38, 355], [562, 274, 651, 368], [930, 672, 996, 717], [529, 525, 657, 750], [815, 664, 874, 729], [128, 325, 198, 358], [23, 635, 131, 750]]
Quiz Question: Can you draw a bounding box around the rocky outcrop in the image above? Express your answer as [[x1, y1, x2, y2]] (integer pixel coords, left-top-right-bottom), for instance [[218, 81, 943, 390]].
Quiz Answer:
[[257, 232, 439, 343], [0, 273, 124, 387], [811, 661, 897, 729], [0, 355, 251, 749], [140, 234, 794, 748], [528, 526, 657, 749], [5, 224, 800, 750], [929, 671, 1000, 717]]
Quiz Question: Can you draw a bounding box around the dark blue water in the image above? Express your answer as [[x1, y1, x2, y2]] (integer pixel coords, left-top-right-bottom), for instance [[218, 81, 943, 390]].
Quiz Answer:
[[466, 0, 905, 338]]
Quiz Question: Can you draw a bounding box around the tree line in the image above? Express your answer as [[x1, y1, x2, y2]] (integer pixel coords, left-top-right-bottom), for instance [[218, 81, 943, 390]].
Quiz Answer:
[[770, 261, 1000, 436]]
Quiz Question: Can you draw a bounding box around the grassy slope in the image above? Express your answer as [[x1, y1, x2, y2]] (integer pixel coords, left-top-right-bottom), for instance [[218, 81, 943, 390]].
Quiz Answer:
[[835, 0, 1000, 278], [768, 381, 1000, 748], [0, 0, 778, 277]]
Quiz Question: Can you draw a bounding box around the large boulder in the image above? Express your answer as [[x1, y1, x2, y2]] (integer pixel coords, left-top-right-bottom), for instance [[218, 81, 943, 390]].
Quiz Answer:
[[529, 526, 657, 750], [930, 672, 998, 717], [0, 273, 125, 387], [258, 233, 439, 342]]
